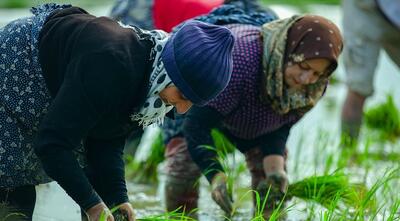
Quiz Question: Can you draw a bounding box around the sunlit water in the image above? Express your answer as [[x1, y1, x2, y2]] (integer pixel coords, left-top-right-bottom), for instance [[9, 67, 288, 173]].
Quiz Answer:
[[1, 3, 399, 221]]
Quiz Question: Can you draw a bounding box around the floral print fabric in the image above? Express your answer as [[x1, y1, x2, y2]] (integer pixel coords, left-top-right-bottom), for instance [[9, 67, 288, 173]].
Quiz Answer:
[[0, 4, 71, 187]]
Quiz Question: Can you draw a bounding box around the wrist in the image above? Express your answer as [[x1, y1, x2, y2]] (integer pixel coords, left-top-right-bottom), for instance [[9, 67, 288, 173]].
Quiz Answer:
[[211, 172, 227, 186], [263, 155, 285, 174]]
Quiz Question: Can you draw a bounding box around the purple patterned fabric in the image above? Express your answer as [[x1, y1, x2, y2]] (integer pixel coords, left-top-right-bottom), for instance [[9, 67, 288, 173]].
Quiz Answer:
[[207, 24, 300, 139]]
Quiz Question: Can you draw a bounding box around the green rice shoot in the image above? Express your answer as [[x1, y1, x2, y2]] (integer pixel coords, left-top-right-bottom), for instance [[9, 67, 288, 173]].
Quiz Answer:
[[364, 94, 400, 141], [125, 130, 165, 183], [287, 172, 370, 212], [209, 129, 372, 216]]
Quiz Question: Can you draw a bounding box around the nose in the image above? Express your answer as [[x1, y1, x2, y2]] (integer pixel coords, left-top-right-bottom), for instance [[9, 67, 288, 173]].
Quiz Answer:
[[300, 70, 318, 85]]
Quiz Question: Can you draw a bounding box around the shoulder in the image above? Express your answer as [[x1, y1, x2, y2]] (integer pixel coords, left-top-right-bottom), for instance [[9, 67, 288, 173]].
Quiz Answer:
[[225, 24, 263, 69], [69, 21, 153, 88], [68, 52, 132, 99], [78, 17, 139, 46]]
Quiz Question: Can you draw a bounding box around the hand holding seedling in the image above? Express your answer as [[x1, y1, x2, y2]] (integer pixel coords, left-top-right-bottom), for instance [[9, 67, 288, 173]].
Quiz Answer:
[[265, 171, 290, 201], [114, 202, 136, 221], [86, 202, 114, 221], [211, 172, 233, 215]]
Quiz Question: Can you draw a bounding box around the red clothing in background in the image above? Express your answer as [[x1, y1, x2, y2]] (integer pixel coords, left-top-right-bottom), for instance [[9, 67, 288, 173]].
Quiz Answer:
[[153, 0, 224, 32]]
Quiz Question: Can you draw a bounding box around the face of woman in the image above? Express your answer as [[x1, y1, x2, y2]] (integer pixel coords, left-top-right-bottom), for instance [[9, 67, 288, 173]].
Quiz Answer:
[[159, 86, 193, 114], [284, 58, 331, 90]]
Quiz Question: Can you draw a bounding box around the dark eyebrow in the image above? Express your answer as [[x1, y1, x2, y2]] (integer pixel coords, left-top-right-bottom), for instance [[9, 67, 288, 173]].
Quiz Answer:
[[303, 61, 327, 74]]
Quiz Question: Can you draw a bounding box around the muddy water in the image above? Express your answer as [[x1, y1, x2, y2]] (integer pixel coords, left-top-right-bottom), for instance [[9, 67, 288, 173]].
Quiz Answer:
[[1, 3, 399, 221]]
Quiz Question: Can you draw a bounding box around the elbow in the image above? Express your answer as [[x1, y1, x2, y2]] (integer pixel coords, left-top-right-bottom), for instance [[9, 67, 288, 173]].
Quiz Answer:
[[33, 136, 61, 160]]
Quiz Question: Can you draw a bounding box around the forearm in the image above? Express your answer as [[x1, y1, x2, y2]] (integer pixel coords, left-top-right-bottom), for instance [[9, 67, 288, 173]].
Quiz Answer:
[[85, 167, 128, 207], [185, 128, 224, 183], [183, 107, 224, 183], [36, 145, 101, 210], [85, 138, 128, 207], [259, 125, 291, 157]]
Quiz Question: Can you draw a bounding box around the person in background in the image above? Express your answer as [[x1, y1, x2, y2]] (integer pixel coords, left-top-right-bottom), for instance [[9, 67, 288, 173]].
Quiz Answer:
[[110, 0, 266, 32], [0, 3, 234, 220], [341, 0, 400, 144], [162, 10, 343, 219]]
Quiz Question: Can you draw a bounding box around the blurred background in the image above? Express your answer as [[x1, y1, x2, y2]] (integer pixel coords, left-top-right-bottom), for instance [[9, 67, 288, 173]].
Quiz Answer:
[[0, 0, 399, 221]]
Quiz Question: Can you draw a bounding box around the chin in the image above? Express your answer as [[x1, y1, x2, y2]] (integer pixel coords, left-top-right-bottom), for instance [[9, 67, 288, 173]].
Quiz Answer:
[[176, 108, 190, 114], [288, 82, 302, 90]]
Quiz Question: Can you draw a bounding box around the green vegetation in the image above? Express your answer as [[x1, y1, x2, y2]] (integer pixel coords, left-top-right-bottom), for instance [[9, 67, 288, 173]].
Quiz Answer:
[[208, 130, 374, 220], [125, 130, 165, 184], [99, 207, 196, 221], [287, 173, 369, 212], [136, 211, 196, 221], [364, 95, 400, 141], [0, 0, 110, 8]]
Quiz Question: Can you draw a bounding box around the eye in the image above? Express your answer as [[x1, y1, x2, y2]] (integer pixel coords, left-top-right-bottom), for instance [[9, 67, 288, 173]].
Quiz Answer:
[[300, 62, 326, 78], [298, 62, 311, 70]]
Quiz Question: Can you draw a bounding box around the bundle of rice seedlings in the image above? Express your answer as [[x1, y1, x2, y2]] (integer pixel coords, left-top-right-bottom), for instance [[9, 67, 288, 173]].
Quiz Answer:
[[0, 203, 26, 221], [210, 130, 372, 217], [125, 129, 165, 184], [126, 128, 234, 184], [287, 172, 371, 212], [100, 207, 196, 221], [137, 211, 196, 221], [364, 95, 400, 141], [204, 129, 242, 197]]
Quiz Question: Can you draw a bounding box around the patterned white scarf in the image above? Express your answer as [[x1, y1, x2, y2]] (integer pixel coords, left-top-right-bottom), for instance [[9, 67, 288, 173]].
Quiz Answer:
[[119, 22, 174, 127]]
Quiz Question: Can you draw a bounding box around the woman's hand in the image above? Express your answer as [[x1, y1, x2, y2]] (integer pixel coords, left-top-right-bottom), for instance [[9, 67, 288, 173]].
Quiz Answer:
[[86, 202, 114, 221], [115, 202, 136, 221], [211, 172, 233, 215]]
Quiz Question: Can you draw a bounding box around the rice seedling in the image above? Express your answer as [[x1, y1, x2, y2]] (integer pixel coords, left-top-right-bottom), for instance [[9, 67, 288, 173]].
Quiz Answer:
[[353, 167, 400, 220], [201, 143, 235, 199], [287, 172, 370, 213], [211, 129, 236, 154], [233, 188, 292, 221], [386, 199, 400, 221], [208, 128, 371, 219], [0, 203, 26, 221], [137, 213, 195, 221], [205, 129, 246, 196], [126, 128, 236, 184], [234, 174, 361, 221], [364, 94, 400, 142], [318, 194, 350, 221], [253, 188, 272, 220], [125, 129, 165, 183], [99, 206, 196, 221]]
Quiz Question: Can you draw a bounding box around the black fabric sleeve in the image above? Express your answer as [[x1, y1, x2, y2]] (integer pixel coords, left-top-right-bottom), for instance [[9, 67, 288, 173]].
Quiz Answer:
[[84, 137, 128, 207], [34, 53, 129, 210], [258, 124, 291, 157], [34, 75, 102, 210], [183, 106, 223, 183]]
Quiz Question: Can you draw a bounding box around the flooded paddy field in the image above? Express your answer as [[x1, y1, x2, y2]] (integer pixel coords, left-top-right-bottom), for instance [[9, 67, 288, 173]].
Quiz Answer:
[[1, 2, 399, 221]]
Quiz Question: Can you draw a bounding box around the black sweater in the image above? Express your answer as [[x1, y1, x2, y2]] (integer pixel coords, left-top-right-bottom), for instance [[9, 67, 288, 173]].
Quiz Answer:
[[35, 7, 153, 210], [182, 106, 290, 182]]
